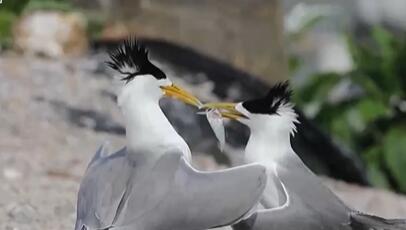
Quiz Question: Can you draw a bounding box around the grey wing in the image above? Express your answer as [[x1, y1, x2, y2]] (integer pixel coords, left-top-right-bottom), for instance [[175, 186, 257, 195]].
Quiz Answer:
[[238, 162, 352, 230], [277, 155, 351, 226], [75, 147, 132, 230], [245, 178, 317, 230], [234, 166, 320, 230], [111, 151, 187, 228], [153, 156, 267, 230]]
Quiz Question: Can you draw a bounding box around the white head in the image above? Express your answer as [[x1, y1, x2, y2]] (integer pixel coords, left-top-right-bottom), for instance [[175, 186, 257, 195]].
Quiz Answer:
[[236, 82, 299, 136], [204, 82, 299, 137], [107, 38, 201, 108]]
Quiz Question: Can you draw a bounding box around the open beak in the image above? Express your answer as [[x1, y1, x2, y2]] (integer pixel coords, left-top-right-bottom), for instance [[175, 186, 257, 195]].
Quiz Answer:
[[201, 102, 248, 120], [160, 84, 202, 107]]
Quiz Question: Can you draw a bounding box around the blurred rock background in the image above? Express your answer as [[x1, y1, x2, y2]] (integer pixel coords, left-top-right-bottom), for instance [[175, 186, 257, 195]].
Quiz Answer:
[[0, 0, 406, 229], [75, 0, 288, 84]]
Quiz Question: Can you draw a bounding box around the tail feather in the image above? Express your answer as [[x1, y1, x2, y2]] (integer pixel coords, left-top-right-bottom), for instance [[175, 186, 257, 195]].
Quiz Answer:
[[350, 212, 406, 230]]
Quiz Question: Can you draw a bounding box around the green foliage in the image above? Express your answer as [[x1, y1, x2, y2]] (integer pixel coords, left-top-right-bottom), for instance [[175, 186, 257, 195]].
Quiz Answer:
[[0, 0, 27, 48], [294, 73, 342, 105], [0, 0, 30, 15], [23, 0, 74, 12], [0, 11, 17, 48], [294, 27, 406, 193], [383, 127, 406, 191], [86, 14, 105, 39]]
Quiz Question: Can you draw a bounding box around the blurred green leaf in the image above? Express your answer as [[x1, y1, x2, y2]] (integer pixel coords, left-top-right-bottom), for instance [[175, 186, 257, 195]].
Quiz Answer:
[[350, 73, 385, 101], [330, 112, 354, 146], [23, 0, 73, 12], [393, 38, 406, 94], [372, 26, 395, 62], [367, 163, 390, 189], [86, 14, 105, 39], [311, 101, 359, 147], [0, 0, 30, 14], [0, 11, 17, 48], [347, 27, 403, 97], [294, 73, 342, 105], [355, 98, 390, 125], [288, 56, 301, 74], [363, 146, 390, 188], [383, 127, 406, 192], [346, 34, 389, 94], [346, 107, 366, 133], [372, 27, 400, 93]]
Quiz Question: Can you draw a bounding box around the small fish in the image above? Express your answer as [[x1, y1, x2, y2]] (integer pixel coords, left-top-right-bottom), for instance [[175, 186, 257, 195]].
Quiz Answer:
[[205, 109, 226, 152]]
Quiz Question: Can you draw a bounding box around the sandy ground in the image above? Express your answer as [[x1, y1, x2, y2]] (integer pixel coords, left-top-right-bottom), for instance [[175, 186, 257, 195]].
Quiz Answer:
[[0, 55, 405, 230]]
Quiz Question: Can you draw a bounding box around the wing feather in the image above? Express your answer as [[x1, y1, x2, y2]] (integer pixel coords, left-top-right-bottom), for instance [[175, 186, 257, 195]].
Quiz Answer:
[[75, 147, 132, 230]]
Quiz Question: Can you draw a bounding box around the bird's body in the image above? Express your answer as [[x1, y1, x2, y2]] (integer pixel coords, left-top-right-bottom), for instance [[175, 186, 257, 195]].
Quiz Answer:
[[240, 119, 352, 229], [204, 82, 406, 230], [237, 112, 406, 229], [74, 39, 267, 230]]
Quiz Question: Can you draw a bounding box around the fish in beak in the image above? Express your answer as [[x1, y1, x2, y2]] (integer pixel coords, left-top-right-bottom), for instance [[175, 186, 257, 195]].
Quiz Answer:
[[201, 102, 248, 120]]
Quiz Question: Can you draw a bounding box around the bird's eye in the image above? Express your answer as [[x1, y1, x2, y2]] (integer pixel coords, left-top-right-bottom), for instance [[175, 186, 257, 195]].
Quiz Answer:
[[121, 72, 139, 83]]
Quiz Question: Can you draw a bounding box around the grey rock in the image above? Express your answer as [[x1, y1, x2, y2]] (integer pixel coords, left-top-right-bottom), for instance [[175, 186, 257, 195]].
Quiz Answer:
[[7, 203, 37, 224]]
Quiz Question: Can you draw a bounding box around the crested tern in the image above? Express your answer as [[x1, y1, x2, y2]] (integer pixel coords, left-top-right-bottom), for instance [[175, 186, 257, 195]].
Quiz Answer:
[[74, 39, 267, 230], [203, 82, 406, 230]]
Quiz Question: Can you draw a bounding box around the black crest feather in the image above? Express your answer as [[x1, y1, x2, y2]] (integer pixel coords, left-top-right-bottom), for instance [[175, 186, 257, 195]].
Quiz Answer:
[[242, 81, 292, 115], [265, 81, 292, 102], [106, 38, 166, 83]]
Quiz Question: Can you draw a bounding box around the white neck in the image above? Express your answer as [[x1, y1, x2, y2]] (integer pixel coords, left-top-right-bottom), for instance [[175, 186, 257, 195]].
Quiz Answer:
[[118, 78, 191, 161], [245, 122, 293, 164], [243, 106, 298, 164]]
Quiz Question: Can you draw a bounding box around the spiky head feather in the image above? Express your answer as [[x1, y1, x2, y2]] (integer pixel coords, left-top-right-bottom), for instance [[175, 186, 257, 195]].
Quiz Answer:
[[107, 38, 166, 83], [242, 81, 292, 115]]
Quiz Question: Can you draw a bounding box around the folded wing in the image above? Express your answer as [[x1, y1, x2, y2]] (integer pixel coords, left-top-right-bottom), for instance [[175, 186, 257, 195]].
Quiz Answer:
[[75, 147, 131, 230], [147, 154, 267, 230]]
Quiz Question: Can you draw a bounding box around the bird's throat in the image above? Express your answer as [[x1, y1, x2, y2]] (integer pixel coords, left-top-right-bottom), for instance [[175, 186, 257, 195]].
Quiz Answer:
[[245, 127, 292, 163], [121, 97, 191, 160]]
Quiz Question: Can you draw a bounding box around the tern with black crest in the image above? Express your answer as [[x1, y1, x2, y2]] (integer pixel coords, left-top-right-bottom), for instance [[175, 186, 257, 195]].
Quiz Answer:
[[74, 39, 267, 230], [204, 82, 406, 230]]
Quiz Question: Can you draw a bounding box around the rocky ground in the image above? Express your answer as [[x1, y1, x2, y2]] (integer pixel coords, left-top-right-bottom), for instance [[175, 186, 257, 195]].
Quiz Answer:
[[0, 54, 405, 230]]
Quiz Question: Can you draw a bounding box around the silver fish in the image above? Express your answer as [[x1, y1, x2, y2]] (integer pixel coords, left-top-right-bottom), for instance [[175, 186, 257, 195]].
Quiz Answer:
[[205, 109, 226, 152]]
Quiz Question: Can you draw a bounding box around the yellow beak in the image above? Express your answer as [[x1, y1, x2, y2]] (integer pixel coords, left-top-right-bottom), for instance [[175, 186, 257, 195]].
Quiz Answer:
[[160, 84, 202, 107], [201, 102, 248, 120]]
